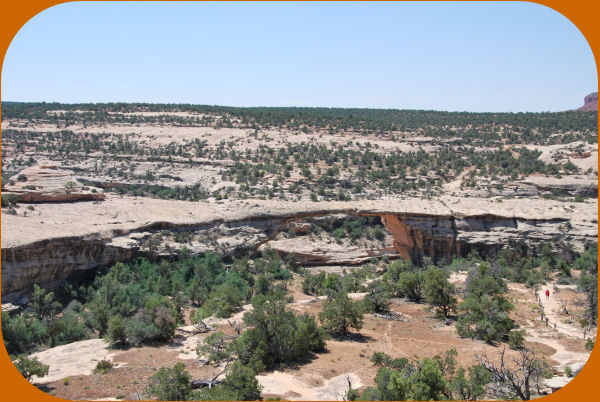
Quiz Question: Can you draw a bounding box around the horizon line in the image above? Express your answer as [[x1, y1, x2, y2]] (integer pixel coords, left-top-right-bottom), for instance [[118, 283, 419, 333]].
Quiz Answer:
[[1, 99, 596, 114]]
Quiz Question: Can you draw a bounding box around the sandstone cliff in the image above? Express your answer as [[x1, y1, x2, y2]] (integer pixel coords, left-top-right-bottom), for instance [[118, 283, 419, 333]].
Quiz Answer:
[[1, 195, 596, 302], [576, 92, 598, 112]]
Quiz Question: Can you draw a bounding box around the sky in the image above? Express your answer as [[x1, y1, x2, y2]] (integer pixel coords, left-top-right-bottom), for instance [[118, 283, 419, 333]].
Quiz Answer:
[[1, 1, 597, 112]]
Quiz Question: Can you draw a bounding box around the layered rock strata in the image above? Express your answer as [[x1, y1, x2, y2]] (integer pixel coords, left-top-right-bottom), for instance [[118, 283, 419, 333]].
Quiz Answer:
[[1, 195, 597, 302]]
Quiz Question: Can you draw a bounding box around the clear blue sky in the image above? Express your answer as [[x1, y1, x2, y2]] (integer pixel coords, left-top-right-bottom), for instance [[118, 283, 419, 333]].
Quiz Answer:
[[1, 1, 597, 112]]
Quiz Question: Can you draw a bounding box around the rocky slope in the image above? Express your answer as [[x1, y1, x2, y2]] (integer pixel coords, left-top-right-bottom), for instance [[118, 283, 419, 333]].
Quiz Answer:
[[1, 195, 596, 302], [2, 165, 105, 203]]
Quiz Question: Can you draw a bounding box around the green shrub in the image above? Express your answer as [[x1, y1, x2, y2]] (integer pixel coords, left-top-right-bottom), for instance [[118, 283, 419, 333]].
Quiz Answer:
[[14, 356, 49, 382], [2, 312, 49, 356], [145, 363, 192, 401], [1, 193, 18, 208], [302, 272, 326, 295], [585, 338, 595, 351], [323, 274, 343, 295], [94, 360, 113, 374], [352, 350, 492, 401], [31, 284, 61, 320], [397, 271, 425, 301], [125, 316, 164, 347], [508, 329, 526, 350], [197, 331, 230, 364], [352, 352, 449, 400], [106, 315, 128, 347], [456, 263, 514, 343], [202, 283, 244, 318], [57, 310, 90, 344], [424, 267, 456, 318], [219, 361, 262, 400], [363, 282, 391, 314], [195, 361, 263, 401], [373, 227, 386, 242], [235, 294, 326, 372], [319, 291, 364, 336], [333, 227, 345, 239]]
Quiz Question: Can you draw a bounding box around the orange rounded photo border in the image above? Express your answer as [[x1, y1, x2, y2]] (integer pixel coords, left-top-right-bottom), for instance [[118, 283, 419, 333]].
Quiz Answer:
[[0, 1, 598, 401]]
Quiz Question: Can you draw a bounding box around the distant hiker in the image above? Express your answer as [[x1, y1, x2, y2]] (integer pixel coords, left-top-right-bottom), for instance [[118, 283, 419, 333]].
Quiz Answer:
[[545, 289, 550, 300]]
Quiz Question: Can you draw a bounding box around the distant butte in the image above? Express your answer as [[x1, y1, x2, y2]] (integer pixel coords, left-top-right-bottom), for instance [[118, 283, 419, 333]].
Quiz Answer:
[[575, 92, 598, 111]]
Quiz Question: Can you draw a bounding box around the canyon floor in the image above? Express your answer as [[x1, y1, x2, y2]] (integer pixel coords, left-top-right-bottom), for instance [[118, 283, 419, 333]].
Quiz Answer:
[[28, 273, 592, 401]]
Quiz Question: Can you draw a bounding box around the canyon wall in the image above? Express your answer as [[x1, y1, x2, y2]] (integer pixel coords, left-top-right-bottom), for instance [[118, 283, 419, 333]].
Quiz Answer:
[[3, 196, 596, 303]]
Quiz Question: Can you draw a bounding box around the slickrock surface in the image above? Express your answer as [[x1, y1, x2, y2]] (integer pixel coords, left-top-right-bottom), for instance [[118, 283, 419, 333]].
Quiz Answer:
[[3, 165, 105, 202], [28, 339, 118, 384]]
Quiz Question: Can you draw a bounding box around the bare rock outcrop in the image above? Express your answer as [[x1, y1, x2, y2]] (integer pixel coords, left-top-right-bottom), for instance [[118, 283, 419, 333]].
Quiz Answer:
[[2, 165, 104, 203], [576, 92, 598, 112], [261, 237, 400, 266], [517, 176, 597, 198]]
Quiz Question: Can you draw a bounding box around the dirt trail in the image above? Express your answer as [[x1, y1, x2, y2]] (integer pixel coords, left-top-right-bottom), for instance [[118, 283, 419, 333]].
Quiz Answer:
[[538, 284, 592, 339], [524, 323, 589, 393], [508, 283, 592, 370], [525, 330, 590, 369]]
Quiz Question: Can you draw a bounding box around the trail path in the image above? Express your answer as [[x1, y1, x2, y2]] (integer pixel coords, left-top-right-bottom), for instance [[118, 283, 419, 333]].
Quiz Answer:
[[508, 282, 593, 371], [506, 282, 594, 392], [538, 284, 592, 339]]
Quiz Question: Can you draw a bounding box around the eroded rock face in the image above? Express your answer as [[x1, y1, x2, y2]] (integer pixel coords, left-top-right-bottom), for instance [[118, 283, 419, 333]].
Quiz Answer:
[[381, 214, 456, 261], [517, 177, 598, 198], [1, 196, 597, 302], [576, 92, 598, 112], [261, 237, 399, 265], [1, 236, 138, 302], [3, 165, 105, 203], [0, 217, 288, 301]]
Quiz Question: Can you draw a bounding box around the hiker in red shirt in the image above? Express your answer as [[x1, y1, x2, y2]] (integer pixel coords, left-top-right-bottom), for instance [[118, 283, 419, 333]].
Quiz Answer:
[[545, 289, 550, 300]]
